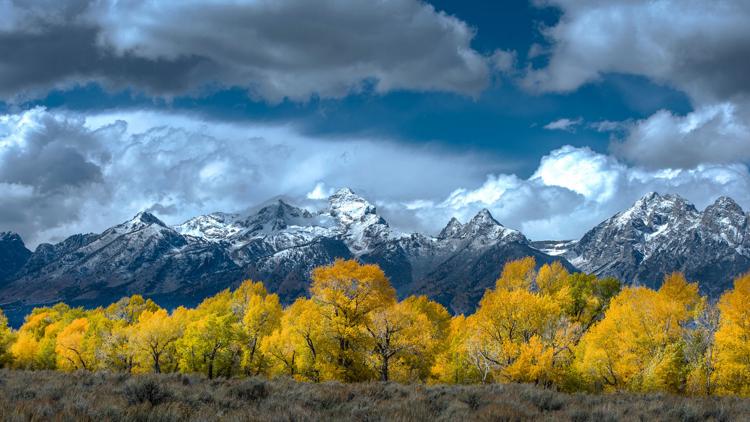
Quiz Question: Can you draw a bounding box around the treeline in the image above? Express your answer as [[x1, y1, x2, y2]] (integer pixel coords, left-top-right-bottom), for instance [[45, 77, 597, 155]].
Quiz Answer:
[[0, 258, 749, 396]]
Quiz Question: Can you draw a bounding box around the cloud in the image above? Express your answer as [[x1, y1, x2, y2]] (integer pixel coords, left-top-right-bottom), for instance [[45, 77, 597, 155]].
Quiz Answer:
[[0, 0, 490, 102], [524, 0, 750, 104], [0, 107, 495, 246], [543, 117, 583, 132], [610, 103, 750, 169], [3, 108, 748, 247], [522, 0, 750, 171], [306, 182, 335, 200], [404, 145, 750, 241], [490, 49, 518, 74]]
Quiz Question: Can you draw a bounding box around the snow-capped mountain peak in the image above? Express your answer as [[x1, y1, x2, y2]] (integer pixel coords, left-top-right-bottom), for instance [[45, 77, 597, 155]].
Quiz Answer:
[[614, 192, 699, 229], [175, 212, 244, 241], [438, 217, 464, 239], [113, 211, 170, 234], [460, 209, 525, 242], [567, 192, 750, 295], [327, 188, 383, 226]]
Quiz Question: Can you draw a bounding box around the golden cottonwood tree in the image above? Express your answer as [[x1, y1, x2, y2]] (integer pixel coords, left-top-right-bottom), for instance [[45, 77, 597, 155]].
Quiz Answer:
[[364, 300, 433, 382], [713, 273, 750, 396], [239, 283, 282, 375], [0, 309, 13, 368], [467, 258, 571, 385], [575, 273, 701, 393], [262, 298, 329, 381], [105, 295, 159, 324], [177, 312, 242, 379], [310, 259, 397, 381], [130, 308, 183, 373], [11, 304, 85, 370], [55, 317, 91, 371], [431, 315, 481, 384]]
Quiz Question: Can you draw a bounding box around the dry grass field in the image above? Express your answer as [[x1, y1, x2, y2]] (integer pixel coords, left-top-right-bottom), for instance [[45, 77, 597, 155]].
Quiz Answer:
[[0, 370, 747, 421]]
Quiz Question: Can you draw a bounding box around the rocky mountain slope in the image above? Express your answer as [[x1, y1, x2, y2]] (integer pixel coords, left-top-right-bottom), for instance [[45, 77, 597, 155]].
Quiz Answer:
[[0, 232, 31, 287], [546, 192, 750, 296], [2, 189, 749, 326], [0, 189, 568, 324]]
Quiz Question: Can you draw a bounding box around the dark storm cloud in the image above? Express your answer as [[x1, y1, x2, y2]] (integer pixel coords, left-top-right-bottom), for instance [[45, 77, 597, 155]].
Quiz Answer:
[[524, 0, 750, 169], [0, 0, 491, 102], [525, 0, 750, 103], [0, 26, 211, 99]]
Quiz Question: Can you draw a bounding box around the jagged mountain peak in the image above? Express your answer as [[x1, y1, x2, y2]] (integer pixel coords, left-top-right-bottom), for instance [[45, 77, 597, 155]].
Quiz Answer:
[[438, 217, 464, 239], [119, 211, 169, 231], [706, 196, 745, 215], [439, 209, 525, 243], [175, 212, 243, 241], [468, 208, 500, 227], [633, 191, 694, 211], [247, 200, 315, 232], [613, 192, 698, 229], [0, 231, 25, 243], [327, 187, 384, 226]]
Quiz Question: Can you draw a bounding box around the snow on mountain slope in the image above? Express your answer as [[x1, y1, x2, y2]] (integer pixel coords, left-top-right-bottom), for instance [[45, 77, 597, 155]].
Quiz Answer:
[[0, 188, 571, 322], [564, 192, 750, 295]]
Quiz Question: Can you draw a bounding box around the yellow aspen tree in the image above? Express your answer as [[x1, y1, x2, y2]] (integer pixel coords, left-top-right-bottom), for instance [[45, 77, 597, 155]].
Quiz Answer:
[[177, 312, 242, 379], [575, 273, 701, 393], [311, 259, 397, 382], [130, 308, 182, 373], [99, 320, 137, 372], [495, 256, 536, 291], [105, 295, 159, 324], [55, 317, 91, 371], [11, 304, 84, 370], [241, 291, 282, 375], [364, 300, 433, 382], [431, 315, 481, 384], [262, 298, 330, 381], [0, 309, 14, 368], [713, 273, 750, 396], [398, 296, 451, 382], [685, 303, 719, 395]]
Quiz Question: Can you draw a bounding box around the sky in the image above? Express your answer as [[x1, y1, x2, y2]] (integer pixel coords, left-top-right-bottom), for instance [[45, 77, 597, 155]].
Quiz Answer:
[[1, 0, 749, 247]]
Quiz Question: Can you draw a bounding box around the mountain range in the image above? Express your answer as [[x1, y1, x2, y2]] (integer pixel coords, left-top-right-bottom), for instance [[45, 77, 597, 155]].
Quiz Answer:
[[1, 188, 748, 326]]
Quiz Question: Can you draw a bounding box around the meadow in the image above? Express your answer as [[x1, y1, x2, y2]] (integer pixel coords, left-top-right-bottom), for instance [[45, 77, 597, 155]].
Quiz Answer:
[[0, 369, 746, 421]]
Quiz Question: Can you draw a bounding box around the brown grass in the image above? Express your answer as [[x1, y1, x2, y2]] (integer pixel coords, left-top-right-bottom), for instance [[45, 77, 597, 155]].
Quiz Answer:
[[0, 369, 746, 421]]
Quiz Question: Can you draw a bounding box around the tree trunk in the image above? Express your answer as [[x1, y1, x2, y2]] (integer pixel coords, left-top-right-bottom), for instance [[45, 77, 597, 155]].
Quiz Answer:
[[381, 356, 389, 382]]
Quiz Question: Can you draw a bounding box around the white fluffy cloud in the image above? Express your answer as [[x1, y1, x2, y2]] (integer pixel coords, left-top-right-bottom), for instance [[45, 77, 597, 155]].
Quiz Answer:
[[2, 107, 749, 247], [524, 0, 750, 170], [611, 103, 750, 169], [406, 145, 750, 240], [0, 107, 495, 246], [0, 0, 491, 102]]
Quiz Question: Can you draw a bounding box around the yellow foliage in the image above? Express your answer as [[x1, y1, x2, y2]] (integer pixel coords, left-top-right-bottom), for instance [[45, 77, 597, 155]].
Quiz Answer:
[[0, 309, 13, 368], [55, 318, 91, 371], [575, 273, 700, 393], [310, 259, 397, 381], [130, 308, 182, 373], [495, 256, 536, 291], [714, 273, 750, 396], [7, 256, 750, 396]]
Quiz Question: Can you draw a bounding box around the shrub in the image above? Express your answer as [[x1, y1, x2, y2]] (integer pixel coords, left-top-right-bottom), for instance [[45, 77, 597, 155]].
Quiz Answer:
[[123, 377, 173, 405], [229, 378, 269, 402]]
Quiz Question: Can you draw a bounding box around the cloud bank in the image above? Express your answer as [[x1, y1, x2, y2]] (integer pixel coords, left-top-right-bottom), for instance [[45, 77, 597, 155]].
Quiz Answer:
[[526, 0, 750, 172], [0, 108, 495, 246], [0, 0, 490, 102], [2, 108, 748, 247]]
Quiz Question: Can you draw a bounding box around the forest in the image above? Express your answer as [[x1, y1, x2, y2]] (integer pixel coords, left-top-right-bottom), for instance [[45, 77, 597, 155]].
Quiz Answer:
[[0, 257, 748, 396]]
